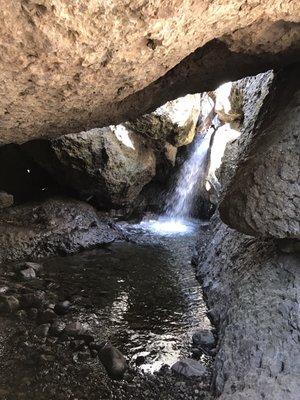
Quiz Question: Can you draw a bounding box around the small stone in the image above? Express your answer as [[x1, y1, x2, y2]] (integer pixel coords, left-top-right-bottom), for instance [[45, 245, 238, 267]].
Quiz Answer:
[[39, 308, 57, 323], [98, 341, 127, 380], [16, 309, 27, 320], [192, 329, 216, 351], [54, 300, 71, 316], [0, 286, 9, 294], [22, 262, 43, 273], [64, 321, 91, 340], [27, 307, 39, 319], [0, 295, 19, 314], [70, 340, 86, 351], [49, 320, 66, 336], [35, 324, 50, 337], [21, 291, 46, 308], [19, 268, 36, 280], [171, 358, 207, 379], [0, 191, 13, 209]]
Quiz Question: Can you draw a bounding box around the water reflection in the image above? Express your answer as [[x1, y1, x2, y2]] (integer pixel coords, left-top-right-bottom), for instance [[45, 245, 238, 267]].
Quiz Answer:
[[42, 220, 210, 372]]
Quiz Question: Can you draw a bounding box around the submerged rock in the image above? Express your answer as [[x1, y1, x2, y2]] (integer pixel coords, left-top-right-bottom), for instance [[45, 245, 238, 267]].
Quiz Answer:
[[19, 267, 36, 280], [171, 358, 207, 378]]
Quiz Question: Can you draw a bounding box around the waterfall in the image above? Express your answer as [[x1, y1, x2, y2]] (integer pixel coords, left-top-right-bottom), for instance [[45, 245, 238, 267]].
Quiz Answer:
[[165, 130, 212, 219]]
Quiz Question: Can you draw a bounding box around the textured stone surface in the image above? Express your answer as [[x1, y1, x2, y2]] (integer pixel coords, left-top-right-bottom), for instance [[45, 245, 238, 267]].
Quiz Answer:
[[219, 65, 300, 238], [0, 1, 300, 144], [0, 197, 120, 263], [196, 213, 300, 400], [23, 127, 156, 208], [127, 94, 200, 147], [0, 191, 13, 209]]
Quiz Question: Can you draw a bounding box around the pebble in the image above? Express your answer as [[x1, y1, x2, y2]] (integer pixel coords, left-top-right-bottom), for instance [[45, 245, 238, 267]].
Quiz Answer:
[[39, 309, 57, 323], [19, 268, 36, 280], [171, 358, 207, 379], [0, 295, 20, 314], [49, 320, 66, 336], [192, 329, 216, 351], [54, 300, 71, 316], [35, 323, 51, 338]]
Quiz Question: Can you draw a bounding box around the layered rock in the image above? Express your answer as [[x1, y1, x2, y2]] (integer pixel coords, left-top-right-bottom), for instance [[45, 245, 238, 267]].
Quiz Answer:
[[219, 65, 300, 239], [0, 197, 120, 263], [0, 1, 300, 144]]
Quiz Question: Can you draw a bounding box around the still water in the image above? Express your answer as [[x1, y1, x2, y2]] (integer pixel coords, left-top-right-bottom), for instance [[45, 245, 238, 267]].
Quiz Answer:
[[42, 219, 210, 372]]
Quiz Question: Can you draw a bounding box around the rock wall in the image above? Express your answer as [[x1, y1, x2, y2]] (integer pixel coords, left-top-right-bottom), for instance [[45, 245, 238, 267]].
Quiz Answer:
[[195, 65, 300, 399], [196, 214, 300, 400], [219, 65, 300, 239], [0, 1, 300, 144]]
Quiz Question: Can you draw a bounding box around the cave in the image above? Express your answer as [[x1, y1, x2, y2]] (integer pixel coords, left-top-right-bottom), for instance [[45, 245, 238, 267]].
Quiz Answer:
[[0, 2, 299, 400]]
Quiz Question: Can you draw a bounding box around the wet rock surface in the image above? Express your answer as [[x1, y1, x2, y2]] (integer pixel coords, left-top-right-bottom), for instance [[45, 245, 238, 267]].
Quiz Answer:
[[219, 65, 300, 238], [0, 197, 121, 263], [196, 213, 300, 400], [0, 219, 212, 399]]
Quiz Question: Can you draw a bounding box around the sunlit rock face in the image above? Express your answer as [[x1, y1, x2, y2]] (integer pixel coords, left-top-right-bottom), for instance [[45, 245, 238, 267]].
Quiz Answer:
[[23, 127, 156, 208], [0, 1, 300, 144], [219, 65, 300, 239], [127, 94, 201, 147]]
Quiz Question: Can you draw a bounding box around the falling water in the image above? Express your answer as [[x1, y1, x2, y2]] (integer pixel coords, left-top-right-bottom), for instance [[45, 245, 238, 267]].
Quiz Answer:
[[139, 130, 212, 235], [165, 130, 212, 219]]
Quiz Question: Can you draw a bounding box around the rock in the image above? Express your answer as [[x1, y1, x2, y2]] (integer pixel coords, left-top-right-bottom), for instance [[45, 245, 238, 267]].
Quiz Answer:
[[22, 262, 43, 273], [219, 65, 300, 239], [54, 300, 71, 316], [16, 309, 27, 320], [39, 309, 57, 324], [49, 320, 66, 336], [35, 324, 50, 338], [192, 329, 216, 351], [97, 341, 127, 380], [196, 213, 300, 399], [0, 286, 9, 294], [20, 291, 46, 309], [0, 191, 13, 209], [0, 198, 121, 263], [23, 127, 156, 208], [19, 267, 36, 280], [0, 1, 299, 145], [127, 94, 200, 147], [70, 340, 86, 352], [171, 358, 207, 379], [0, 295, 19, 314], [64, 322, 87, 338], [27, 307, 38, 320]]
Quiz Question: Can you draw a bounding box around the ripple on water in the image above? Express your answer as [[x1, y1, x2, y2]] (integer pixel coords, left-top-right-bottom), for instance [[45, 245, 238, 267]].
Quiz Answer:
[[40, 217, 211, 372]]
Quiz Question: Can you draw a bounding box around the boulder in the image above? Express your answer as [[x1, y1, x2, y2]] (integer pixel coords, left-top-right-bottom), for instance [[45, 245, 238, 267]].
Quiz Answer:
[[23, 127, 156, 208], [0, 197, 121, 263], [127, 94, 200, 147], [219, 65, 300, 239]]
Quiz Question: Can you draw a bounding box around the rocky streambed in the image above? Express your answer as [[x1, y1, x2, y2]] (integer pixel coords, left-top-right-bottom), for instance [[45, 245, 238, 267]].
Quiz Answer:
[[0, 218, 214, 400]]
